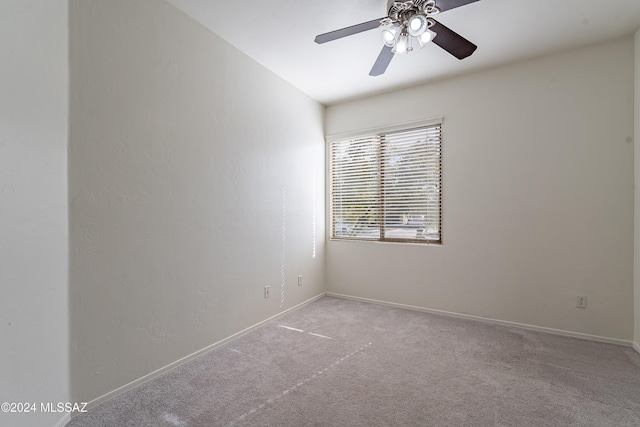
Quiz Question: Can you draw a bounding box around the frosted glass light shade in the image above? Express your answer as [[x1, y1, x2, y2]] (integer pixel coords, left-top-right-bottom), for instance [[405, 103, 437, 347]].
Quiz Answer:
[[392, 33, 410, 54], [417, 30, 435, 48], [407, 14, 428, 37], [382, 25, 401, 47]]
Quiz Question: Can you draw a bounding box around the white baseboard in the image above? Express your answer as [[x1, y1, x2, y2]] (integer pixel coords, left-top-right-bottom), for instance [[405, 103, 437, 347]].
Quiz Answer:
[[79, 293, 326, 416], [326, 292, 634, 348], [634, 342, 640, 354], [55, 413, 71, 427]]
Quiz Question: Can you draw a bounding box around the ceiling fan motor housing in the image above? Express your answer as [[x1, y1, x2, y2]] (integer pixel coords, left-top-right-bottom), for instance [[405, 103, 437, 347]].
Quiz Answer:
[[386, 0, 438, 17]]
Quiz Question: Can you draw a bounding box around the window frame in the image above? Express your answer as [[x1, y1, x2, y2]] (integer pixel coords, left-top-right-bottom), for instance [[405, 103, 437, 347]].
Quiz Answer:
[[328, 117, 443, 245]]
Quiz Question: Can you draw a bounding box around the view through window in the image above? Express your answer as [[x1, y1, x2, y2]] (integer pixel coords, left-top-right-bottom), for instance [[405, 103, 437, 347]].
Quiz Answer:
[[330, 123, 442, 244]]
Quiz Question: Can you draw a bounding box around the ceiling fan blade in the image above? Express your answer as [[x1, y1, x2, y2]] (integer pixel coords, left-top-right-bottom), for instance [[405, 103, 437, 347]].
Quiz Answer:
[[315, 18, 384, 44], [430, 20, 477, 59], [369, 45, 395, 76], [435, 0, 481, 13]]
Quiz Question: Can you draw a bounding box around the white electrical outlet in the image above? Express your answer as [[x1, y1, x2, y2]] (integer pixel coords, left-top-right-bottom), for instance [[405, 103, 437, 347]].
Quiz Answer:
[[264, 286, 270, 299], [575, 295, 586, 308], [298, 275, 303, 286]]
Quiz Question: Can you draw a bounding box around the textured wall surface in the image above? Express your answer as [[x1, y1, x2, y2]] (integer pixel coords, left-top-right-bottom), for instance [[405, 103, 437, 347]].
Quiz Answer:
[[326, 37, 635, 341], [0, 1, 70, 427], [69, 0, 325, 403]]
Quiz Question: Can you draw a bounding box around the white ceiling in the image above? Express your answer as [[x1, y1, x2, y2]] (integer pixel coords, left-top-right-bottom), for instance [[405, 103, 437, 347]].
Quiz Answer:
[[165, 0, 640, 105]]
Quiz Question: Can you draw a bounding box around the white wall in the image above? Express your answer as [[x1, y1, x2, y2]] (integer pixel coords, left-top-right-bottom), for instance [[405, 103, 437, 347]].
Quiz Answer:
[[0, 1, 70, 427], [69, 0, 325, 403], [326, 37, 635, 341], [635, 29, 640, 349]]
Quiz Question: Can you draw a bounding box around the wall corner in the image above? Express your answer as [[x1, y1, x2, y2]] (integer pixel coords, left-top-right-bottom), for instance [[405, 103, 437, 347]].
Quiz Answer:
[[634, 28, 640, 347]]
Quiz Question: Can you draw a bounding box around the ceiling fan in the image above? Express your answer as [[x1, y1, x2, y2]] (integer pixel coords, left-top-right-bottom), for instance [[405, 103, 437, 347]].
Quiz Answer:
[[314, 0, 480, 76]]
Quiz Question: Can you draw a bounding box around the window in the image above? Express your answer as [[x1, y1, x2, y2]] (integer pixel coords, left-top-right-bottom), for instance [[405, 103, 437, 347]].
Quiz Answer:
[[330, 122, 442, 244]]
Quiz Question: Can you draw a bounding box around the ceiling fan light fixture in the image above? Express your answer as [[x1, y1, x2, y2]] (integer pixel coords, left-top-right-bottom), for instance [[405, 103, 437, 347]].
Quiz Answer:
[[381, 24, 401, 47], [392, 32, 411, 54], [407, 14, 428, 37]]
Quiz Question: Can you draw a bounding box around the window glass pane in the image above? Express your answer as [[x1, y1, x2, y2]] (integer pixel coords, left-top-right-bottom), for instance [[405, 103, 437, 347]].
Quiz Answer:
[[332, 137, 380, 239]]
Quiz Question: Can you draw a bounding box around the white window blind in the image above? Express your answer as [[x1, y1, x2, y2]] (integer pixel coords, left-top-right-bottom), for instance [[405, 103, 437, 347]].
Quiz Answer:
[[330, 124, 442, 243]]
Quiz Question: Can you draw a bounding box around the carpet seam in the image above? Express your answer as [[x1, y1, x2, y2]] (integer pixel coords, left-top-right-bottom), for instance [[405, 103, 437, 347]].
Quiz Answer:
[[228, 342, 373, 426]]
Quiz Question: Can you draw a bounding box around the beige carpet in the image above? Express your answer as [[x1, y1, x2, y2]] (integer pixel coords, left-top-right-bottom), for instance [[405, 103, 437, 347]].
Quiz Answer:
[[68, 296, 640, 426]]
